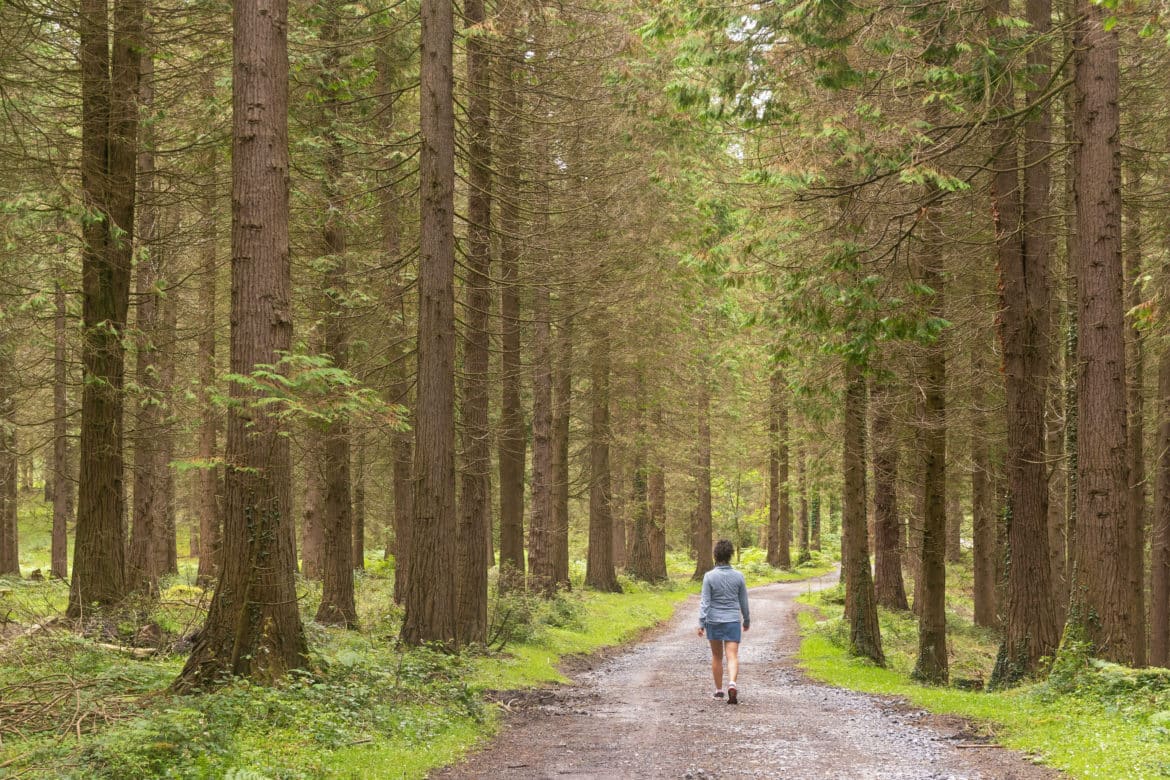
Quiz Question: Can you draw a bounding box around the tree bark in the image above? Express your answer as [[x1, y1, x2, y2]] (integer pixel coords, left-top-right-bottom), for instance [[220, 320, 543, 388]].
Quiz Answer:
[[51, 274, 72, 580], [872, 374, 908, 610], [1152, 302, 1170, 666], [586, 325, 619, 591], [843, 361, 883, 664], [195, 75, 221, 585], [552, 314, 573, 588], [455, 0, 492, 643], [767, 369, 792, 569], [352, 441, 365, 570], [987, 0, 1061, 684], [627, 375, 657, 582], [797, 445, 811, 565], [1124, 154, 1147, 667], [374, 34, 413, 602], [495, 14, 526, 588], [401, 0, 458, 647], [693, 376, 715, 578], [68, 0, 144, 616], [174, 0, 307, 688], [529, 272, 556, 594], [313, 0, 357, 629], [1069, 0, 1137, 665], [971, 334, 997, 628], [0, 334, 16, 576], [127, 45, 164, 595], [648, 408, 668, 581]]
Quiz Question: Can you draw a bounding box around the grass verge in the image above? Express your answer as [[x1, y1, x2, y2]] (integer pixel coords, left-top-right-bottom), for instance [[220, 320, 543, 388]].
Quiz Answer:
[[797, 580, 1170, 780]]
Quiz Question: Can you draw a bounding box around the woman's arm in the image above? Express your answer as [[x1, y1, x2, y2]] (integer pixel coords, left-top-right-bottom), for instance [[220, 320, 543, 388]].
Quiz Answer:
[[738, 575, 750, 629], [698, 574, 711, 629]]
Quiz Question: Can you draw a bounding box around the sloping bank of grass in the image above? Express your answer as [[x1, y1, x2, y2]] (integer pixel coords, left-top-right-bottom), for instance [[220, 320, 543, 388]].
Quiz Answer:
[[797, 585, 1170, 779], [0, 549, 834, 779]]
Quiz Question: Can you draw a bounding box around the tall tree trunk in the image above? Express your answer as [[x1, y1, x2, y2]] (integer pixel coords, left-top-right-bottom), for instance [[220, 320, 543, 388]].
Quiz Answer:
[[1069, 0, 1137, 665], [301, 431, 324, 579], [374, 35, 413, 602], [946, 471, 962, 564], [627, 375, 656, 582], [528, 278, 556, 594], [0, 334, 16, 576], [843, 360, 883, 664], [987, 0, 1060, 684], [913, 180, 948, 685], [495, 15, 526, 588], [68, 0, 144, 616], [648, 408, 668, 581], [693, 376, 715, 578], [797, 445, 810, 564], [402, 0, 458, 646], [195, 77, 220, 584], [1152, 296, 1170, 666], [872, 374, 908, 610], [612, 449, 627, 569], [314, 0, 357, 629], [586, 325, 619, 591], [971, 333, 997, 628], [811, 491, 822, 551], [352, 440, 365, 570], [159, 275, 178, 577], [51, 269, 73, 580], [767, 369, 792, 569], [1124, 155, 1147, 667], [127, 46, 164, 595], [174, 0, 307, 688], [552, 314, 573, 588], [455, 0, 492, 642]]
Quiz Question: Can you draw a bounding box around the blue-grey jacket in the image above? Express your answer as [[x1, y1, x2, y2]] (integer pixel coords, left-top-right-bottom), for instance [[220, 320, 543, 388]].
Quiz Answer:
[[698, 564, 750, 628]]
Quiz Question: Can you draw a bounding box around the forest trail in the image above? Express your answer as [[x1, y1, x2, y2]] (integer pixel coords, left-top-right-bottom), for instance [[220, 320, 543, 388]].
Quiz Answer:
[[434, 573, 1063, 780]]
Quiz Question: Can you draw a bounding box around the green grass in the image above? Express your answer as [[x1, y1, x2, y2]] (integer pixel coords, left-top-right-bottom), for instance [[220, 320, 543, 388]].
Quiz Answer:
[[797, 574, 1170, 780]]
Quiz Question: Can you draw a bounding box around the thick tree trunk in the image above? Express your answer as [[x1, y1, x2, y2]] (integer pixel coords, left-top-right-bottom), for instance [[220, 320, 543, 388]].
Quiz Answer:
[[552, 315, 573, 588], [495, 21, 526, 588], [1124, 157, 1147, 667], [811, 492, 822, 551], [843, 361, 883, 664], [586, 326, 619, 591], [1153, 322, 1170, 666], [68, 0, 144, 616], [872, 375, 908, 611], [127, 48, 164, 595], [51, 276, 72, 580], [627, 377, 657, 582], [174, 0, 307, 688], [693, 378, 715, 578], [1069, 0, 1138, 665], [612, 451, 627, 569], [987, 0, 1060, 684], [401, 0, 458, 647], [946, 477, 962, 564], [455, 0, 492, 643]]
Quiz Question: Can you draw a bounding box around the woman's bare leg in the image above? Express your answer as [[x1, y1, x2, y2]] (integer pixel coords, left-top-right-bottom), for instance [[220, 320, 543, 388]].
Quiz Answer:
[[708, 639, 724, 690], [725, 641, 740, 686]]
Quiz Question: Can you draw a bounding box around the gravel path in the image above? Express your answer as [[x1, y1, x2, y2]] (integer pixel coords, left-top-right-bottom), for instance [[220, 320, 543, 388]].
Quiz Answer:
[[435, 573, 1063, 779]]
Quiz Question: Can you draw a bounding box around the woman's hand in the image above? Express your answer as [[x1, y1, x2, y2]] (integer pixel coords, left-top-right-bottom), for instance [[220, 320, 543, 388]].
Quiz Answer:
[[743, 622, 750, 632], [697, 626, 705, 637]]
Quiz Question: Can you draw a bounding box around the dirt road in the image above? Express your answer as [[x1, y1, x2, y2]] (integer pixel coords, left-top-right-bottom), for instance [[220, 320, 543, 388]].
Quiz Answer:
[[435, 573, 1062, 779]]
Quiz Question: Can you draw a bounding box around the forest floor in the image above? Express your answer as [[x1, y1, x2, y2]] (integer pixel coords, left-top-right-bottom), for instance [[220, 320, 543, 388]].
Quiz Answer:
[[434, 572, 1060, 780]]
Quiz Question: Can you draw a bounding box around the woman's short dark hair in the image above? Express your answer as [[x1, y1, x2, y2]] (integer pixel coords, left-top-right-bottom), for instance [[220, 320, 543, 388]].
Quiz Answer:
[[713, 539, 734, 564]]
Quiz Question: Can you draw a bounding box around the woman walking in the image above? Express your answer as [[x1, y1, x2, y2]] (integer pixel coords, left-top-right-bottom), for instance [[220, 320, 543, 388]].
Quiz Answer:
[[697, 539, 750, 704]]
